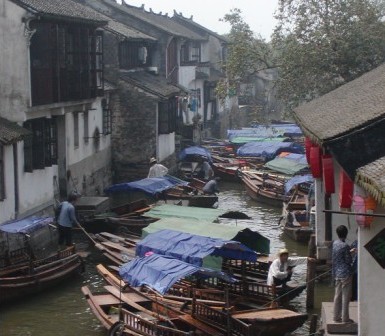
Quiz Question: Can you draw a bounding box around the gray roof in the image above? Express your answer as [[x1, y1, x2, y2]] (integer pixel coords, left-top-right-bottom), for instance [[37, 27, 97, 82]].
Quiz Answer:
[[101, 0, 205, 40], [293, 62, 385, 145], [0, 117, 31, 145], [172, 11, 229, 43], [105, 17, 156, 40], [356, 157, 385, 206], [120, 71, 182, 99], [11, 0, 107, 24]]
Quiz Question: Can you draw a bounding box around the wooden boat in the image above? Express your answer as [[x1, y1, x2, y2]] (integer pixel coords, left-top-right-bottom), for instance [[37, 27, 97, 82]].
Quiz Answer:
[[240, 170, 290, 207], [96, 264, 307, 336], [281, 191, 314, 243], [0, 246, 83, 304]]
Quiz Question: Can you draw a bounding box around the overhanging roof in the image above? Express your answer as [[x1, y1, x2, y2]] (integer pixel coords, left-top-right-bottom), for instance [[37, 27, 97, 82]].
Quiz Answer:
[[293, 63, 385, 145], [0, 117, 31, 145]]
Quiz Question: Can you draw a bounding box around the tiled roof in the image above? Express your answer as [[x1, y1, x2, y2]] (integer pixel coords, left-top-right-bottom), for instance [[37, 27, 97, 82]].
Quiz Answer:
[[120, 71, 182, 99], [101, 0, 205, 40], [356, 157, 385, 206], [172, 11, 229, 43], [0, 117, 31, 145], [293, 62, 385, 145], [105, 17, 156, 40], [11, 0, 107, 24]]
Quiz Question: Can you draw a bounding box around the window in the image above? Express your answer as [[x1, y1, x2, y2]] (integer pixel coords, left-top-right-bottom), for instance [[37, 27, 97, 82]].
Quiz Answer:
[[84, 111, 89, 143], [0, 145, 4, 201], [30, 22, 104, 106], [158, 98, 177, 134], [180, 41, 201, 64], [24, 118, 57, 172], [119, 41, 151, 70], [74, 113, 79, 148], [102, 98, 111, 135]]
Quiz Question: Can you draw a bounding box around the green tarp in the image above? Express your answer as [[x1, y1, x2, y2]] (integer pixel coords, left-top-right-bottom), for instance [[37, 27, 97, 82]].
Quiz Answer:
[[142, 217, 270, 255], [230, 136, 288, 144], [264, 157, 308, 175], [145, 204, 223, 222]]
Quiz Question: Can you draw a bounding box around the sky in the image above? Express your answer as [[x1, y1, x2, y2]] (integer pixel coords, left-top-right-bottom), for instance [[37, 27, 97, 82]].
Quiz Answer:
[[118, 0, 279, 40]]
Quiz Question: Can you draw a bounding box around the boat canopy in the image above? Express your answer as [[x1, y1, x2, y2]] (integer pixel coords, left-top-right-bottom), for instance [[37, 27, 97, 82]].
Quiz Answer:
[[264, 154, 309, 175], [228, 124, 302, 140], [119, 254, 235, 295], [136, 229, 257, 268], [178, 146, 212, 163], [230, 136, 288, 145], [0, 217, 53, 234], [285, 174, 314, 194], [237, 141, 303, 160], [145, 204, 223, 222], [104, 175, 188, 196], [142, 217, 270, 255]]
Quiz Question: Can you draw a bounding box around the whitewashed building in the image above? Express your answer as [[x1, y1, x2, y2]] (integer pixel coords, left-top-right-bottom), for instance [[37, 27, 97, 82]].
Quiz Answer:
[[0, 0, 112, 223], [293, 63, 385, 335]]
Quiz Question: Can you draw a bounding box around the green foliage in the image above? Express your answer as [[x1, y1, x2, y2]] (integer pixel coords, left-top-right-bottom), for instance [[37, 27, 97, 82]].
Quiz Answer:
[[273, 0, 385, 110], [216, 9, 273, 102]]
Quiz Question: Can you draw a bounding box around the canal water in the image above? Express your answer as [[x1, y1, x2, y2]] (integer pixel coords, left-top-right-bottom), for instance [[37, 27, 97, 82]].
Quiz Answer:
[[0, 181, 333, 335]]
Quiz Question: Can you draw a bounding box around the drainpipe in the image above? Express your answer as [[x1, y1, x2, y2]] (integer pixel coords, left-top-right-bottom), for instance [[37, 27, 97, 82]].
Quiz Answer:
[[13, 143, 19, 218]]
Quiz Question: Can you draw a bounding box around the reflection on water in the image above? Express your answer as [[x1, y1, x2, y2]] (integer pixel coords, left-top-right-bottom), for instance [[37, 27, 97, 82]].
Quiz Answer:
[[0, 181, 333, 336]]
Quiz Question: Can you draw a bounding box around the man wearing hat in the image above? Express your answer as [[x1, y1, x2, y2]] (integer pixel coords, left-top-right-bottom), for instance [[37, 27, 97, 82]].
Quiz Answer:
[[148, 157, 168, 178], [267, 248, 313, 287]]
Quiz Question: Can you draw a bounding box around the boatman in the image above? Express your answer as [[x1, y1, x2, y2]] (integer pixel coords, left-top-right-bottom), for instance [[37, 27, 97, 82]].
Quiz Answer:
[[202, 177, 220, 195], [57, 192, 81, 247], [148, 157, 168, 178]]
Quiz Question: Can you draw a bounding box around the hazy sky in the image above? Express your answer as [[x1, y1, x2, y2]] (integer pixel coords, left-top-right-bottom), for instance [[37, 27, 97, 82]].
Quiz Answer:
[[118, 0, 279, 40]]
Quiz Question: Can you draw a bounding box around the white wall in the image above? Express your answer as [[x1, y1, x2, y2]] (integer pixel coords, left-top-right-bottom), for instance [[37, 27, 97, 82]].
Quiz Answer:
[[178, 65, 196, 88], [0, 0, 30, 120], [158, 133, 175, 162], [0, 145, 16, 222], [358, 217, 385, 335]]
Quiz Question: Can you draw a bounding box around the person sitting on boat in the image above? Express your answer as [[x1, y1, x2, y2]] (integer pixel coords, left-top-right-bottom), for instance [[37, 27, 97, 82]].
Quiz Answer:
[[202, 177, 220, 195], [148, 157, 168, 178], [57, 192, 81, 247], [267, 248, 313, 288]]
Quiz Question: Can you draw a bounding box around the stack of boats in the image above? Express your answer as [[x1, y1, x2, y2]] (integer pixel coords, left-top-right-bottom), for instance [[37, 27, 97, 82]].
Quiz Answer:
[[83, 208, 309, 336]]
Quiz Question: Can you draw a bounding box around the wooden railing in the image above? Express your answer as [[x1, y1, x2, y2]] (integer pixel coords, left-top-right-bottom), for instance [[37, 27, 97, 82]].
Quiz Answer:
[[121, 308, 190, 336]]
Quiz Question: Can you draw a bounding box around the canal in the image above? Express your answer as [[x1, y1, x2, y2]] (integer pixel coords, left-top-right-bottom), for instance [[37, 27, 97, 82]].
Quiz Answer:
[[0, 181, 333, 335]]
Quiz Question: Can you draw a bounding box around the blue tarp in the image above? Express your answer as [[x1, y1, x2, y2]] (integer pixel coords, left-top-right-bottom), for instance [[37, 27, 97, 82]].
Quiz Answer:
[[136, 229, 257, 266], [236, 141, 304, 160], [228, 124, 303, 140], [179, 146, 212, 163], [104, 175, 188, 195], [249, 123, 303, 137], [285, 174, 314, 194], [119, 254, 235, 294], [0, 216, 53, 234]]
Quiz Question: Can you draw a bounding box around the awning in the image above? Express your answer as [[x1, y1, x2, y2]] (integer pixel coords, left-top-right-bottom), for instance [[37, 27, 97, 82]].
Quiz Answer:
[[0, 117, 31, 145], [0, 216, 53, 234], [119, 254, 235, 295], [142, 217, 270, 255], [136, 229, 257, 267], [104, 175, 188, 196]]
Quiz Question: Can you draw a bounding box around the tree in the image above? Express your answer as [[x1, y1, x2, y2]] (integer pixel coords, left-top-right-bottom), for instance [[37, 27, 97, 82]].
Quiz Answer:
[[216, 9, 273, 103], [273, 0, 385, 110]]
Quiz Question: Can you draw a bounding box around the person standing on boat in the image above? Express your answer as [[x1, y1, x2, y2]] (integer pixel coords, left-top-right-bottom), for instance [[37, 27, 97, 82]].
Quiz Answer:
[[57, 192, 80, 247], [267, 248, 312, 287], [200, 160, 214, 180], [202, 177, 220, 195], [148, 157, 168, 178], [332, 225, 354, 323]]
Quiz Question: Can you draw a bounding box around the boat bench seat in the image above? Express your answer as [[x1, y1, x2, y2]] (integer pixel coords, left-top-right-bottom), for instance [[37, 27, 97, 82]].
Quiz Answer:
[[177, 314, 223, 336]]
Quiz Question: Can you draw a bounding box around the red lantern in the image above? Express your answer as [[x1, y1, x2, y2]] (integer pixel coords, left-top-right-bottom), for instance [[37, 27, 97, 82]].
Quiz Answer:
[[305, 137, 312, 163], [339, 169, 353, 208], [322, 154, 335, 194], [353, 195, 377, 227], [310, 145, 322, 178]]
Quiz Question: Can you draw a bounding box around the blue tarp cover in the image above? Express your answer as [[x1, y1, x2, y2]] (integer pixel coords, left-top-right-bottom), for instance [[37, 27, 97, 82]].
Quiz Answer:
[[285, 174, 314, 194], [104, 175, 188, 195], [119, 254, 235, 294], [136, 229, 257, 266], [228, 124, 302, 140], [0, 216, 53, 234], [179, 146, 212, 162], [236, 141, 303, 160]]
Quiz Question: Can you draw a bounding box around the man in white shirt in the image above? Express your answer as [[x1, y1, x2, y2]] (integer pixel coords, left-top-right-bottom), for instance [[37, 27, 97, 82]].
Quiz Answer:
[[148, 157, 168, 178], [267, 248, 312, 287]]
